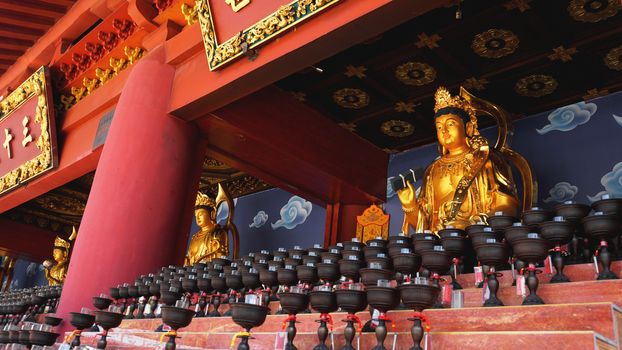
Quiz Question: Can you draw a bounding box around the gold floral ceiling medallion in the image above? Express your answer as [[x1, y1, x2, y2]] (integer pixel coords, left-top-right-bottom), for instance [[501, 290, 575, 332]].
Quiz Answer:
[[568, 0, 619, 23], [604, 45, 622, 71], [395, 62, 436, 86], [380, 120, 414, 138], [333, 88, 370, 109], [472, 29, 519, 58], [514, 74, 558, 97]]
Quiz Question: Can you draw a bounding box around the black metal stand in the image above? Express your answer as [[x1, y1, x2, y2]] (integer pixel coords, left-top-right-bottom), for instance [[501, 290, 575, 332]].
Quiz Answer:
[[483, 268, 503, 307], [550, 248, 570, 283], [523, 264, 545, 305], [597, 241, 619, 280]]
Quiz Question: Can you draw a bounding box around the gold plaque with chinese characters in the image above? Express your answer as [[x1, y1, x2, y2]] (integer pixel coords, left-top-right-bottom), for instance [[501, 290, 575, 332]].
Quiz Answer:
[[0, 67, 58, 196]]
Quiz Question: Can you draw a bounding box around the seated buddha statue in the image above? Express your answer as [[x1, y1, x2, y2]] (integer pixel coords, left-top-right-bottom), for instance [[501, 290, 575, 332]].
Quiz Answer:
[[397, 87, 521, 233], [43, 233, 74, 286], [185, 184, 240, 266]]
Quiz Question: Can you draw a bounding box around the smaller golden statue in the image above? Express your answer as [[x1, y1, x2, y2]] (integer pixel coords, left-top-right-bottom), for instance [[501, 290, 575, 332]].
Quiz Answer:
[[356, 204, 390, 242], [43, 227, 76, 286], [185, 184, 240, 266]]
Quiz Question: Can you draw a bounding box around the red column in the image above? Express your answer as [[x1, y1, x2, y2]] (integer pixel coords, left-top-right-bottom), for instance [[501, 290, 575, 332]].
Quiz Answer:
[[324, 203, 368, 246], [55, 46, 204, 329]]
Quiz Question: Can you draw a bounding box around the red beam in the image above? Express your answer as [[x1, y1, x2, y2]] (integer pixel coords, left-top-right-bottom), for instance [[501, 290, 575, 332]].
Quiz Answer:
[[202, 86, 388, 205], [0, 217, 56, 262], [0, 8, 55, 27], [0, 36, 34, 50], [0, 0, 66, 19], [0, 23, 45, 40]]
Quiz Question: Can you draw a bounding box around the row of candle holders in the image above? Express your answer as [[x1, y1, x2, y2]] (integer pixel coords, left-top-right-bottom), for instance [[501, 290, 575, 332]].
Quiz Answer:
[[0, 286, 62, 328], [61, 196, 620, 349], [0, 314, 63, 349]]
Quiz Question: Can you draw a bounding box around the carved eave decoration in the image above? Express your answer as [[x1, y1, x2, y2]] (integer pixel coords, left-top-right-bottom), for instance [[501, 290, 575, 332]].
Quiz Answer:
[[0, 67, 57, 195], [196, 0, 342, 71]]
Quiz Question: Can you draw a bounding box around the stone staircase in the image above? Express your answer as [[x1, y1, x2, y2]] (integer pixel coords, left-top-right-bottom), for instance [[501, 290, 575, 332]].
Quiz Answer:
[[72, 261, 622, 349]]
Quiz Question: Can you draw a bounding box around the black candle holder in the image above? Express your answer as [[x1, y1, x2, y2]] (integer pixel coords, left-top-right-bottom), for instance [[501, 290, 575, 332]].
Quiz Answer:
[[539, 217, 574, 283], [366, 286, 399, 350], [474, 241, 508, 307], [278, 291, 309, 350], [230, 303, 270, 350], [68, 312, 95, 348], [309, 290, 338, 350], [94, 310, 124, 349], [512, 235, 549, 305], [583, 212, 620, 280], [335, 288, 367, 350], [399, 283, 439, 350], [161, 306, 194, 350], [439, 227, 468, 290]]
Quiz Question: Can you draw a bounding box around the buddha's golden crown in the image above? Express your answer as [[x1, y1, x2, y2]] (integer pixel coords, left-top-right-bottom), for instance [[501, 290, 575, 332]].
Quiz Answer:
[[196, 192, 215, 208], [433, 86, 476, 119], [54, 236, 71, 250]]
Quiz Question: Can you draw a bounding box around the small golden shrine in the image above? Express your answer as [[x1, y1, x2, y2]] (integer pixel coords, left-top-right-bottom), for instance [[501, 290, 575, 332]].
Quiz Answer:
[[356, 204, 390, 242]]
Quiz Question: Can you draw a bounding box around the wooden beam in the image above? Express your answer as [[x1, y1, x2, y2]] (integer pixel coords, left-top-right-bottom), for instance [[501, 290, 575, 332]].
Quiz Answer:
[[0, 22, 45, 41], [0, 36, 34, 50], [0, 8, 56, 28], [0, 0, 66, 19]]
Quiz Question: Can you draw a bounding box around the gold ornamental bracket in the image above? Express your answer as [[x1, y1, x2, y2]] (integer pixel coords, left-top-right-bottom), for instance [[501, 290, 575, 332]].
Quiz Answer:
[[356, 204, 390, 243], [0, 67, 58, 196], [196, 0, 343, 71]]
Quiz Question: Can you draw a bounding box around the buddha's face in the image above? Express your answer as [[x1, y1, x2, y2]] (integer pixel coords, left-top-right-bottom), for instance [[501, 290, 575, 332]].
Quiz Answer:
[[52, 248, 67, 263], [435, 113, 467, 151], [195, 208, 213, 228]]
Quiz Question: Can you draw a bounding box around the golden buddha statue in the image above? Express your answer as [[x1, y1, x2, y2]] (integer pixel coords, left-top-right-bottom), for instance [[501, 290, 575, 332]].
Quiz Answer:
[[185, 184, 240, 266], [43, 228, 76, 286], [397, 86, 535, 233]]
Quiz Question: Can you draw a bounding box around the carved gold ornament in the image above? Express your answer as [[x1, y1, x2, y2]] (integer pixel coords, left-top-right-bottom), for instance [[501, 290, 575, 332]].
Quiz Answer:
[[0, 67, 56, 195], [225, 0, 251, 12], [333, 88, 370, 109], [395, 62, 436, 86], [514, 74, 558, 97], [604, 45, 622, 71], [568, 0, 620, 23], [181, 2, 199, 25], [380, 120, 414, 138], [472, 29, 519, 59], [60, 47, 145, 111], [463, 77, 488, 91], [196, 0, 342, 71]]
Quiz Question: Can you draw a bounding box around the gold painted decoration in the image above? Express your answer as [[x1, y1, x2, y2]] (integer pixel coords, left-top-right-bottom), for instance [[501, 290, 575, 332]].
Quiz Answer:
[[225, 0, 251, 12], [568, 0, 619, 23], [338, 122, 356, 132], [344, 65, 367, 79], [463, 77, 488, 91], [380, 120, 414, 138], [604, 45, 622, 71], [472, 29, 519, 59], [181, 2, 199, 25], [504, 0, 531, 12], [0, 67, 57, 196], [333, 88, 370, 109], [514, 74, 558, 97], [415, 33, 441, 49], [583, 88, 609, 100], [548, 46, 577, 63], [395, 62, 436, 86], [196, 0, 342, 71], [395, 101, 417, 113], [356, 204, 389, 242]]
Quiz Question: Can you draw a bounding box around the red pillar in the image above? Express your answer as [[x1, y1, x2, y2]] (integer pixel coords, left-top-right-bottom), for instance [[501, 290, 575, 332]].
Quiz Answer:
[[324, 203, 368, 246], [55, 46, 204, 328]]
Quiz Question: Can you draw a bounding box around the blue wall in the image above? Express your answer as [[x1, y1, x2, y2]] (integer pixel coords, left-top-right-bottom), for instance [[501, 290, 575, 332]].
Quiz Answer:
[[7, 258, 47, 290], [385, 91, 622, 233], [189, 188, 326, 256]]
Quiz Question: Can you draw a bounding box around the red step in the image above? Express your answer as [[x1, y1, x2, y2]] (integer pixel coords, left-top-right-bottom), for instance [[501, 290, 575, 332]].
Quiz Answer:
[[75, 329, 616, 350], [453, 261, 622, 288]]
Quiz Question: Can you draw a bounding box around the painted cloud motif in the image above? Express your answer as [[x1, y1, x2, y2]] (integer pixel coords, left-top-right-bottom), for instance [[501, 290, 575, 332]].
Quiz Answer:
[[216, 198, 238, 224], [387, 177, 396, 199], [271, 196, 313, 230], [543, 182, 579, 203], [587, 161, 622, 202], [536, 102, 597, 135], [249, 211, 269, 228], [613, 114, 622, 127]]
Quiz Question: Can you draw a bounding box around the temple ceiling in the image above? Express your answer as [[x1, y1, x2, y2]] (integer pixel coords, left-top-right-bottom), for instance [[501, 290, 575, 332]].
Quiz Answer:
[[275, 0, 622, 152], [0, 0, 79, 77], [0, 158, 271, 234]]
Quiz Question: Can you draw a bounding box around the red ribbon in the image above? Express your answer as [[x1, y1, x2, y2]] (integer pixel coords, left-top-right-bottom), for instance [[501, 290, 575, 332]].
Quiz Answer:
[[346, 313, 362, 333], [320, 313, 334, 331], [527, 264, 536, 272], [281, 315, 297, 330], [412, 312, 431, 333], [378, 313, 395, 330]]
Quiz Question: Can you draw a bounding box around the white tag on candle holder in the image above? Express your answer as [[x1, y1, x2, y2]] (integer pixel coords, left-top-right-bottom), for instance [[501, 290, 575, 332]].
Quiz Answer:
[[424, 332, 429, 350], [544, 255, 554, 274], [474, 266, 483, 285], [371, 308, 380, 328], [516, 275, 526, 297], [593, 255, 600, 275], [482, 282, 490, 302]]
